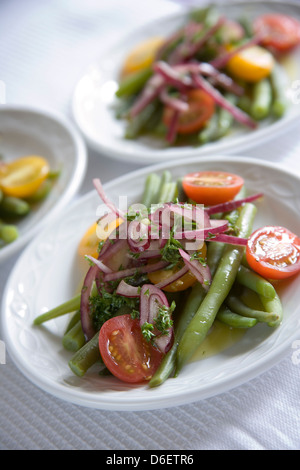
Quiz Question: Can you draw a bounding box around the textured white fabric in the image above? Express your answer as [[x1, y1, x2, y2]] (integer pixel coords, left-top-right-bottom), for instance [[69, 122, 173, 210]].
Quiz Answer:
[[1, 0, 300, 450]]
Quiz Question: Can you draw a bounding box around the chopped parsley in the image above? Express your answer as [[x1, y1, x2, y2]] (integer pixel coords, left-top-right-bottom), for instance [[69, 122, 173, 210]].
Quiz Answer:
[[89, 287, 140, 331]]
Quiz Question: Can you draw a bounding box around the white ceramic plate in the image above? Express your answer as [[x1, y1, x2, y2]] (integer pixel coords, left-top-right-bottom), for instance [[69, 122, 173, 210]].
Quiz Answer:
[[0, 105, 87, 262], [1, 155, 300, 411], [72, 0, 300, 165]]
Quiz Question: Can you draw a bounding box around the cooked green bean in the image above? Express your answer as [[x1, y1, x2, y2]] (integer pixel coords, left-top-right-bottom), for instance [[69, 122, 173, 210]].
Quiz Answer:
[[116, 67, 152, 98], [226, 294, 279, 324], [141, 173, 161, 207], [157, 171, 172, 200], [237, 94, 252, 114], [217, 304, 258, 328], [158, 182, 178, 204], [206, 241, 225, 277], [125, 101, 159, 139], [251, 79, 272, 121], [68, 331, 102, 377], [0, 195, 30, 217], [259, 289, 283, 328], [217, 93, 238, 138], [62, 320, 86, 352], [0, 221, 19, 243], [176, 177, 188, 203], [64, 310, 81, 334], [236, 265, 276, 299], [198, 112, 219, 144], [175, 203, 257, 374], [149, 283, 206, 387], [33, 293, 81, 325], [25, 179, 53, 203], [270, 63, 288, 118]]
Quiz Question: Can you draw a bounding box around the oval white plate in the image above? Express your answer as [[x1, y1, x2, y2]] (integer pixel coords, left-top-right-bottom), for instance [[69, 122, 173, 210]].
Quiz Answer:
[[0, 105, 87, 262], [72, 0, 300, 165], [1, 155, 300, 411]]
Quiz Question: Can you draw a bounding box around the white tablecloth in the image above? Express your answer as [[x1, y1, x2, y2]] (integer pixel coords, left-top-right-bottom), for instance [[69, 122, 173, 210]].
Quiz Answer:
[[1, 0, 300, 450]]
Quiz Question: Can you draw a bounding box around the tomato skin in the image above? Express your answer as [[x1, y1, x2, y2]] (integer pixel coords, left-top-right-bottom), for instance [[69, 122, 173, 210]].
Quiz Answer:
[[99, 314, 163, 383], [182, 171, 244, 206], [163, 90, 215, 135], [226, 45, 274, 83], [246, 226, 300, 280], [121, 36, 164, 78], [254, 14, 300, 53], [78, 217, 122, 260], [0, 155, 50, 198]]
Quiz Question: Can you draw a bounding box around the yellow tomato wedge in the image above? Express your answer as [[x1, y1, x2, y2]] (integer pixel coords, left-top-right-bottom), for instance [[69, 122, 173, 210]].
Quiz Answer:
[[0, 155, 50, 198], [226, 45, 274, 82], [148, 243, 207, 293], [121, 36, 164, 78], [78, 217, 122, 259]]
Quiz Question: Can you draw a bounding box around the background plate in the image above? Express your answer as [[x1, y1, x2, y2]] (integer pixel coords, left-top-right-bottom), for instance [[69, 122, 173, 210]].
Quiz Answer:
[[1, 155, 300, 411], [72, 0, 300, 164], [0, 105, 87, 262]]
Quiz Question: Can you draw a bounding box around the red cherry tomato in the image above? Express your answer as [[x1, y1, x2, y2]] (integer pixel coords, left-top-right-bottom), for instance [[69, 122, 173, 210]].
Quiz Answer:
[[182, 170, 244, 205], [246, 226, 300, 280], [254, 14, 300, 52], [98, 314, 163, 383], [163, 90, 215, 135]]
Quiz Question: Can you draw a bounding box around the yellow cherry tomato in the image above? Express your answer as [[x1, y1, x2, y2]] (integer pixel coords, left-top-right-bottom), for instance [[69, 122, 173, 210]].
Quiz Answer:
[[78, 218, 122, 259], [148, 243, 207, 293], [226, 45, 274, 82], [0, 156, 50, 198], [121, 36, 164, 78]]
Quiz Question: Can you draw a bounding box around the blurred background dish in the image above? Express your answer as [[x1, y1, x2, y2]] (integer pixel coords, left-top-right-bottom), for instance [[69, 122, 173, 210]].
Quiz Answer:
[[72, 0, 300, 164], [0, 105, 87, 262]]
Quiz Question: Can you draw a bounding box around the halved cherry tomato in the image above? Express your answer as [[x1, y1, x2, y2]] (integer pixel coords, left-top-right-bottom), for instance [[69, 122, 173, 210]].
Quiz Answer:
[[182, 171, 244, 206], [162, 90, 215, 135], [226, 45, 274, 82], [254, 14, 300, 53], [121, 36, 164, 78], [78, 217, 122, 259], [99, 314, 163, 383], [246, 226, 300, 280], [0, 155, 50, 198], [148, 244, 207, 292]]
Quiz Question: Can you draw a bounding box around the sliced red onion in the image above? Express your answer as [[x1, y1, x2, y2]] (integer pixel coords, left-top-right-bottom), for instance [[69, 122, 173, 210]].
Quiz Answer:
[[205, 193, 264, 215], [160, 88, 189, 112], [179, 248, 211, 289], [169, 16, 226, 64], [103, 259, 169, 283], [154, 264, 189, 289], [155, 28, 185, 61], [153, 61, 193, 90], [80, 264, 98, 341], [127, 219, 150, 252], [210, 35, 262, 69], [210, 234, 248, 246], [129, 73, 165, 118], [84, 255, 113, 274], [166, 109, 180, 144], [174, 219, 228, 241], [93, 178, 124, 219], [192, 74, 257, 129], [116, 280, 140, 298], [139, 284, 174, 353]]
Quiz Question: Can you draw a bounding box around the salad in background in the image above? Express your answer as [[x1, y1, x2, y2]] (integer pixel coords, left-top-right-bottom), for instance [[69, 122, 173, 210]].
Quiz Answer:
[[114, 6, 300, 145], [33, 170, 300, 387], [0, 155, 59, 248]]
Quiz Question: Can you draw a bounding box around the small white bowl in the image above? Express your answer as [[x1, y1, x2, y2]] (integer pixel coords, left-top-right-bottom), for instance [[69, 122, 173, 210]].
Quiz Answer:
[[0, 105, 87, 262]]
